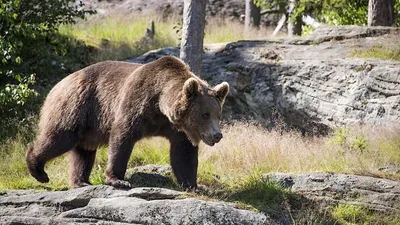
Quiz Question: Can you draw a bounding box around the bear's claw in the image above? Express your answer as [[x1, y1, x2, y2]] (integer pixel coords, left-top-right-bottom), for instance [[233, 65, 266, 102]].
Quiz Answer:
[[106, 179, 132, 189], [71, 182, 91, 189]]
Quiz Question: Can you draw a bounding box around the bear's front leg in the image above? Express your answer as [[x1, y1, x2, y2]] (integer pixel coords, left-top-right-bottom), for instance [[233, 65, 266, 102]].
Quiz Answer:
[[106, 126, 138, 189], [169, 132, 199, 190]]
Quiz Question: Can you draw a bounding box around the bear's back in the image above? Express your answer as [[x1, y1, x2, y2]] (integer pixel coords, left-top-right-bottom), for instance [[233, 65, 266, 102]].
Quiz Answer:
[[38, 61, 142, 144]]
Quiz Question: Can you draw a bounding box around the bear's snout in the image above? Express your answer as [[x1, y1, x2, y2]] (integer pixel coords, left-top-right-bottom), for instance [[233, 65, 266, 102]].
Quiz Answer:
[[213, 132, 223, 143]]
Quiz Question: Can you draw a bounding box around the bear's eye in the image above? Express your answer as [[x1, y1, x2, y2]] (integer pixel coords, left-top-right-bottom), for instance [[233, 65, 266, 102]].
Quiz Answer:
[[202, 112, 210, 119]]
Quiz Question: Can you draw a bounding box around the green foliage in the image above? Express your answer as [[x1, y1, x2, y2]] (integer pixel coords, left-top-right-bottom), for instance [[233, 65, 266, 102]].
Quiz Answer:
[[321, 0, 368, 25], [330, 127, 368, 153], [294, 0, 369, 25], [331, 127, 349, 146], [0, 0, 94, 141], [255, 0, 400, 28], [351, 136, 368, 153], [0, 74, 38, 116]]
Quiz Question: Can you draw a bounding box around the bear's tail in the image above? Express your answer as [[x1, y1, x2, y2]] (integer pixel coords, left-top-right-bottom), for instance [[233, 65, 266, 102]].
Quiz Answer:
[[26, 144, 49, 183]]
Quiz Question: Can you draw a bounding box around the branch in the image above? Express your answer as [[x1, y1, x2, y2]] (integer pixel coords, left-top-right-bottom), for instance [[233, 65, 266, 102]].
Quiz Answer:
[[260, 9, 282, 15]]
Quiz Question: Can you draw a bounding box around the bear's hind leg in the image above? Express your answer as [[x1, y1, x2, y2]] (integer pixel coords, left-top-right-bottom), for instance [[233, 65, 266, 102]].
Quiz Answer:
[[69, 146, 96, 188], [26, 131, 78, 183]]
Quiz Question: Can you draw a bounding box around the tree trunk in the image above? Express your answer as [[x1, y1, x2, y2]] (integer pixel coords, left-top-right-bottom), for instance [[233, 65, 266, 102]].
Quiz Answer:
[[180, 0, 207, 77], [244, 0, 261, 34], [368, 0, 395, 26], [287, 0, 302, 37]]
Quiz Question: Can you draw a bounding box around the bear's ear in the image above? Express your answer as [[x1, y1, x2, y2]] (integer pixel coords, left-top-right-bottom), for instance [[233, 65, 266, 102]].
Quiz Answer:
[[214, 82, 230, 103], [183, 78, 199, 98]]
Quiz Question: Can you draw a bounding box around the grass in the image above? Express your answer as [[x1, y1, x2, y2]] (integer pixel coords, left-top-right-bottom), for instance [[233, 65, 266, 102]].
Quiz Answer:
[[331, 204, 400, 225], [1, 122, 399, 189], [350, 44, 400, 62], [58, 12, 273, 63], [1, 121, 399, 188], [59, 14, 179, 62], [203, 18, 274, 44], [0, 134, 169, 190], [198, 122, 400, 185]]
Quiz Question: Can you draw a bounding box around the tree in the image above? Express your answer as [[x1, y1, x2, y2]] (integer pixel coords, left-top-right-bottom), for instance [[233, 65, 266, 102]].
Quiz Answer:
[[368, 0, 395, 26], [180, 0, 207, 77], [244, 0, 261, 34], [287, 0, 302, 36]]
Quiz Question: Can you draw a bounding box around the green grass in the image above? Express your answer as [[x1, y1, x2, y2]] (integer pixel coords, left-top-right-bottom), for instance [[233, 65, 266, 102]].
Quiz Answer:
[[226, 174, 292, 215], [332, 204, 400, 225], [58, 13, 273, 63], [0, 135, 69, 190], [350, 45, 400, 62], [0, 136, 170, 190], [5, 122, 398, 190], [59, 15, 180, 62]]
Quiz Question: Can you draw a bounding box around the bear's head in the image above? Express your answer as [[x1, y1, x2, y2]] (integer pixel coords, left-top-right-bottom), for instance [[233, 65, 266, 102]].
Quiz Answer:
[[172, 78, 230, 146]]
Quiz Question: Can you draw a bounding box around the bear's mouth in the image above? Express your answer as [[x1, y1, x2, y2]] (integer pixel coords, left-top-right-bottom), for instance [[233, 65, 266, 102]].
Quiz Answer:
[[201, 134, 215, 146]]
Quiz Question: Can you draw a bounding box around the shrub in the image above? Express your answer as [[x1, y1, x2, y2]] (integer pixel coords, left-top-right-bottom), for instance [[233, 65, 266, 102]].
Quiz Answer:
[[0, 0, 94, 141]]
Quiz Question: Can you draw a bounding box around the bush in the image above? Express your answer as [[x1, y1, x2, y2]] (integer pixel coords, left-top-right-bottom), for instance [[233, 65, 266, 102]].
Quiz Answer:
[[0, 0, 94, 141], [256, 0, 400, 27]]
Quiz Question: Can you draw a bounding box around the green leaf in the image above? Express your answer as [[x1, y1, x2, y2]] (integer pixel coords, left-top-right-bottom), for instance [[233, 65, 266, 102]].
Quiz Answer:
[[15, 56, 21, 64]]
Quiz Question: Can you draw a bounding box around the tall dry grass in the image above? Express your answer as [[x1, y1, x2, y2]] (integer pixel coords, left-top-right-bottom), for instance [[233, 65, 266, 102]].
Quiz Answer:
[[204, 18, 274, 44], [198, 122, 400, 186]]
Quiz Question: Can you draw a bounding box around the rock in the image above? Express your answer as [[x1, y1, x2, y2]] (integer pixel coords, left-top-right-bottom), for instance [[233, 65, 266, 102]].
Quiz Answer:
[[0, 185, 272, 225], [379, 165, 400, 174], [264, 172, 400, 213], [60, 197, 270, 225], [130, 164, 172, 175], [125, 165, 175, 188], [128, 26, 400, 133]]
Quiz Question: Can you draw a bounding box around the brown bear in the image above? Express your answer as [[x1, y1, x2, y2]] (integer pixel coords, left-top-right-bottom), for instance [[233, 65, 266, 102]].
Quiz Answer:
[[26, 56, 229, 189]]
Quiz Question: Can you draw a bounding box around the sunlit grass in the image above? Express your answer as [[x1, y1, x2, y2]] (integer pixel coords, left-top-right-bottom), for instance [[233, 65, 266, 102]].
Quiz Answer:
[[0, 135, 69, 190], [2, 122, 398, 191], [58, 12, 274, 63], [332, 203, 400, 225], [204, 18, 273, 44], [59, 14, 180, 62], [199, 122, 400, 186], [350, 42, 400, 62], [0, 136, 170, 190]]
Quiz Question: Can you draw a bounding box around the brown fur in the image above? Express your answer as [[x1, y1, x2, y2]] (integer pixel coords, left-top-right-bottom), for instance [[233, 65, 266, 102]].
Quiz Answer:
[[26, 56, 229, 189]]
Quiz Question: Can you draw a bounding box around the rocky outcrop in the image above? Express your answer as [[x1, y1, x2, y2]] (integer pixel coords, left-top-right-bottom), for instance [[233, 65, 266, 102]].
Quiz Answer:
[[0, 186, 272, 225], [265, 172, 400, 213], [128, 26, 400, 134], [1, 170, 399, 225]]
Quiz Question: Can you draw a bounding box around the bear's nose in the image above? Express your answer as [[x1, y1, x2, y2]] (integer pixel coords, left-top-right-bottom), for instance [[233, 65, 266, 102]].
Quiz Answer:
[[213, 132, 223, 143]]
